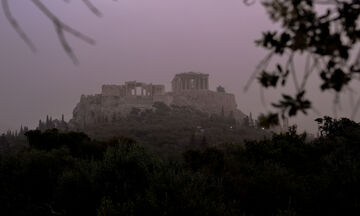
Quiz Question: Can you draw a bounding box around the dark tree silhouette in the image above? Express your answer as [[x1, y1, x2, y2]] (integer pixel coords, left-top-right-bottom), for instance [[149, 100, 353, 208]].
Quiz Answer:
[[244, 0, 360, 126]]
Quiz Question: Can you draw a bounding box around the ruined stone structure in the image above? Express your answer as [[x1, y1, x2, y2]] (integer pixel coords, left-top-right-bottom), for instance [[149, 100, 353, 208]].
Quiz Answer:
[[102, 81, 165, 97], [172, 72, 209, 92], [70, 72, 244, 129]]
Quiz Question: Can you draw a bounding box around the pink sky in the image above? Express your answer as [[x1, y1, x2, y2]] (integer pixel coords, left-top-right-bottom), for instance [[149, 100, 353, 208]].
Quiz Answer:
[[0, 0, 358, 133]]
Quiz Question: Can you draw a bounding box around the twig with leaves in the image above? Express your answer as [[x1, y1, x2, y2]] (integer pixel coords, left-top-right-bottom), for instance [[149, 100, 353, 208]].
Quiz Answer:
[[244, 0, 360, 127]]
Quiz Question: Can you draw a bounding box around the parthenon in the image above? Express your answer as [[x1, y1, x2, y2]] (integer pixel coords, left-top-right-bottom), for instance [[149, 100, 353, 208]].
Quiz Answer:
[[171, 72, 209, 92]]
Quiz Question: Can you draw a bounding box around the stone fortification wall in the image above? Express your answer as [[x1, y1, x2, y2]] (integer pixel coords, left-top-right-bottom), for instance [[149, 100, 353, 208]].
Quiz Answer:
[[70, 93, 172, 129], [169, 90, 241, 117], [153, 94, 173, 105], [102, 85, 126, 97]]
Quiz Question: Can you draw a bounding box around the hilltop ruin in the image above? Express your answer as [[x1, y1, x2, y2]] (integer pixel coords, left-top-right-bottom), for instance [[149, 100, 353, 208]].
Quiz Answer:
[[69, 72, 244, 129]]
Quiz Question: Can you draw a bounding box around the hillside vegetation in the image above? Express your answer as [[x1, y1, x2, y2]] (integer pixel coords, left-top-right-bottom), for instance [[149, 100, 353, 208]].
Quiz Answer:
[[79, 103, 266, 157], [1, 117, 360, 215]]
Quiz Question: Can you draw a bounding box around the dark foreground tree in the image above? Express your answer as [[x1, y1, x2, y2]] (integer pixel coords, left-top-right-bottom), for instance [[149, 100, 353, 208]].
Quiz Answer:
[[245, 0, 360, 126], [1, 117, 360, 215]]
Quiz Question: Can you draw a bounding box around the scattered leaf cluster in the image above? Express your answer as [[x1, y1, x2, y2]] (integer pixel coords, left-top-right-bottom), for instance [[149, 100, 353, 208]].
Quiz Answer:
[[253, 0, 360, 125]]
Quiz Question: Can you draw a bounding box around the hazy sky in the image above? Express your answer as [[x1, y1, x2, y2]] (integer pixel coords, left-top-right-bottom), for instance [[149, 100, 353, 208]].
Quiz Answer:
[[0, 0, 359, 133]]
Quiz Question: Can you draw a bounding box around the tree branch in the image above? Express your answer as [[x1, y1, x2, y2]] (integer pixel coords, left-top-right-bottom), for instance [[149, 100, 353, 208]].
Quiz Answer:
[[2, 0, 102, 64], [1, 0, 37, 52]]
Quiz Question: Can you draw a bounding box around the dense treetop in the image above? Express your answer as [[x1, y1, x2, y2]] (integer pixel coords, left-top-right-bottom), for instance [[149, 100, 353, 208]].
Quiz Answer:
[[0, 116, 360, 215]]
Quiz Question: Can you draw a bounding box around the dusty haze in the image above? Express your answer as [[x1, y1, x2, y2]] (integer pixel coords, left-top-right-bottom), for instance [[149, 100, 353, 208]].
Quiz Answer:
[[0, 0, 359, 134]]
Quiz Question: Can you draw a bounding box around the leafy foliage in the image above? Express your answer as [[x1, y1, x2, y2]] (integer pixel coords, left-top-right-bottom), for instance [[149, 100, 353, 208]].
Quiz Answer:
[[272, 91, 311, 116], [251, 0, 360, 122], [257, 112, 280, 128]]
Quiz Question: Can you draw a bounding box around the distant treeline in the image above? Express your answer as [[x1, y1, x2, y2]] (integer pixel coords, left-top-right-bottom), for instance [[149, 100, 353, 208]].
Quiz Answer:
[[80, 102, 267, 157], [1, 103, 267, 157], [1, 117, 360, 215]]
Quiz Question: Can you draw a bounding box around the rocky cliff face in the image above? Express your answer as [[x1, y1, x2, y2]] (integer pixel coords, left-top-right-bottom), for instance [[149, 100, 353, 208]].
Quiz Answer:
[[70, 94, 102, 129], [69, 89, 244, 130], [70, 94, 155, 129]]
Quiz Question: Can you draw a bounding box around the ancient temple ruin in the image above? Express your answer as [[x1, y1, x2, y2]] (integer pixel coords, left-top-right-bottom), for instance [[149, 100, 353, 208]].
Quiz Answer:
[[102, 81, 165, 97], [172, 72, 209, 92], [70, 72, 244, 129]]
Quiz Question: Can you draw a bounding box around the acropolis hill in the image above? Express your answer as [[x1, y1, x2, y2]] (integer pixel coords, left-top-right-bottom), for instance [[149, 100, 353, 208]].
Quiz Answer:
[[69, 72, 245, 129]]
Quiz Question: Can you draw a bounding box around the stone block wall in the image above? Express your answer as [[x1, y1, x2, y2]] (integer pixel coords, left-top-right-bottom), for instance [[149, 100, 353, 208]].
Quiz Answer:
[[170, 90, 239, 116]]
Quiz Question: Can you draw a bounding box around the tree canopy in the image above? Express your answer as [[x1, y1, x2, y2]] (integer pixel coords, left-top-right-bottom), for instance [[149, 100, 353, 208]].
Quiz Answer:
[[247, 0, 360, 126], [1, 117, 360, 215]]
